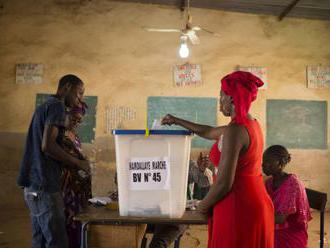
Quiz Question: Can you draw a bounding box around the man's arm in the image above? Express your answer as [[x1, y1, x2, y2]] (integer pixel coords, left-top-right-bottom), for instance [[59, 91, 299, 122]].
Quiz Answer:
[[42, 124, 90, 173]]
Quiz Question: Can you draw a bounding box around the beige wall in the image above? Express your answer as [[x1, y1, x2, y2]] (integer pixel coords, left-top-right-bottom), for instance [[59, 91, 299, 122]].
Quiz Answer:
[[0, 0, 329, 210]]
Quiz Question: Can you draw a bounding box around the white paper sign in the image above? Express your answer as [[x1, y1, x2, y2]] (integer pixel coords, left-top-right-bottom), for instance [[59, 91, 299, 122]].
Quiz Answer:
[[128, 157, 170, 191], [16, 63, 43, 84], [307, 65, 330, 88], [237, 66, 268, 89], [173, 63, 202, 87], [105, 105, 136, 133]]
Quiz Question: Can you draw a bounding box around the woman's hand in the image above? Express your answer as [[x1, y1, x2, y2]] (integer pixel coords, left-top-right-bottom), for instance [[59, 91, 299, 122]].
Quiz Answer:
[[161, 114, 177, 126], [197, 200, 210, 215]]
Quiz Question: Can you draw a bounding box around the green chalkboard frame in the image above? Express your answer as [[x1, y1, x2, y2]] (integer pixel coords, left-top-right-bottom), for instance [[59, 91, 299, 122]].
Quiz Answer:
[[36, 93, 97, 143], [266, 99, 327, 149], [147, 96, 217, 148]]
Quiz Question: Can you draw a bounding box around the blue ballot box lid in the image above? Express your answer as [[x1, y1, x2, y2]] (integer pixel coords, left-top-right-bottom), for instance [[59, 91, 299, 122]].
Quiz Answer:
[[112, 129, 192, 135]]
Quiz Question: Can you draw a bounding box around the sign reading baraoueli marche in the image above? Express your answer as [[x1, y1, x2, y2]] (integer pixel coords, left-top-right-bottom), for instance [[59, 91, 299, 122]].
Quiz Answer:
[[128, 157, 170, 190]]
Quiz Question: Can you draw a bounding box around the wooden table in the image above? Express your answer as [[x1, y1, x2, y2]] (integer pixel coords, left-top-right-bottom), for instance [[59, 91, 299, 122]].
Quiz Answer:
[[74, 207, 208, 248]]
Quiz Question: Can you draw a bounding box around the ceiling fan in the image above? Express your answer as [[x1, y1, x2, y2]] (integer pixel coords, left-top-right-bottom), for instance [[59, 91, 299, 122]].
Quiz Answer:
[[143, 0, 220, 45]]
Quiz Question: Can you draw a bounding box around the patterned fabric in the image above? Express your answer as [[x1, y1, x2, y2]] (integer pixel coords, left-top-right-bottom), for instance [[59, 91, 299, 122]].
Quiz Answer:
[[188, 160, 213, 200], [265, 174, 312, 248], [60, 132, 92, 248], [204, 168, 213, 185], [188, 160, 212, 188]]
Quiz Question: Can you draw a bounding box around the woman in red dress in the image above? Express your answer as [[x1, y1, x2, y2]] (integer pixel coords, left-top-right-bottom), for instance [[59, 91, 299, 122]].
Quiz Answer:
[[162, 71, 274, 248]]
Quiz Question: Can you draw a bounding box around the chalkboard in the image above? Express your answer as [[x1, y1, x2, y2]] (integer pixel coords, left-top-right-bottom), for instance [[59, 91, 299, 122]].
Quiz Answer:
[[266, 100, 327, 149], [147, 96, 217, 148], [36, 93, 97, 143]]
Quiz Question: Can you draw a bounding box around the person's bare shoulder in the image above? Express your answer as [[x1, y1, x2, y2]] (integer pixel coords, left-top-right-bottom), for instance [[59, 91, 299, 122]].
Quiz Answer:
[[224, 123, 249, 148]]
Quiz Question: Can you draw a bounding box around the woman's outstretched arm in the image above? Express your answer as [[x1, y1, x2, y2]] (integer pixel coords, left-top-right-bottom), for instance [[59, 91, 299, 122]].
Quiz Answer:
[[161, 114, 226, 140]]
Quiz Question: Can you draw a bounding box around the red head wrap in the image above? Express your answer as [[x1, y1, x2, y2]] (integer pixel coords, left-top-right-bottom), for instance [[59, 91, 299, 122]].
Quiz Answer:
[[221, 71, 264, 124]]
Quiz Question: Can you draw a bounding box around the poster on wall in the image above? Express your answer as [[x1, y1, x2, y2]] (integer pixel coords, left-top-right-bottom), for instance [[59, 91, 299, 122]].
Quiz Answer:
[[16, 63, 43, 84], [237, 65, 268, 89], [173, 63, 202, 87], [307, 65, 330, 89], [105, 105, 136, 133]]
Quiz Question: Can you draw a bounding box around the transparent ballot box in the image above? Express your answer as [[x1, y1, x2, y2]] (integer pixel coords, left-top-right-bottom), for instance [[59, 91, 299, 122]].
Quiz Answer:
[[113, 129, 192, 218]]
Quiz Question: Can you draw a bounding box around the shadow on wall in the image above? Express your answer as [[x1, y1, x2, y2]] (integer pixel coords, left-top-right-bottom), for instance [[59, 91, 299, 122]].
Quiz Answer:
[[0, 132, 26, 209], [83, 136, 117, 197], [0, 132, 117, 209]]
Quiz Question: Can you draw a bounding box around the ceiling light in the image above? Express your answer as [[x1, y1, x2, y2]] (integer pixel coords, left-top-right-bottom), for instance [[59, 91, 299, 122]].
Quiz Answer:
[[179, 36, 189, 58]]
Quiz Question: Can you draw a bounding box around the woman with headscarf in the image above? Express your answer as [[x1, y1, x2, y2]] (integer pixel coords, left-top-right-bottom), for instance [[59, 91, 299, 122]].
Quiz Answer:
[[60, 102, 92, 248], [263, 145, 311, 248], [162, 71, 274, 247]]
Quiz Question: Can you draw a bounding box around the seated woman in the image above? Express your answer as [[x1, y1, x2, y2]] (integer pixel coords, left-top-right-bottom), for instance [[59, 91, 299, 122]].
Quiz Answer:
[[262, 145, 312, 248], [61, 103, 92, 248]]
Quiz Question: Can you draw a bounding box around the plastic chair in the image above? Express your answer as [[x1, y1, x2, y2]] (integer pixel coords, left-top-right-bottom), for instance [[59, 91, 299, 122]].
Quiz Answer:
[[305, 188, 327, 248]]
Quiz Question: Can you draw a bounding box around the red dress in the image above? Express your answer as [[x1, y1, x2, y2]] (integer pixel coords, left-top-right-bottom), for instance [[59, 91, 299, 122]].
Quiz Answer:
[[208, 120, 274, 248]]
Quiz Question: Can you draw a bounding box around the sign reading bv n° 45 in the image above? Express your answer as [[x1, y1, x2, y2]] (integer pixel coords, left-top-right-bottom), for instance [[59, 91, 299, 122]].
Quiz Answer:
[[128, 157, 170, 191]]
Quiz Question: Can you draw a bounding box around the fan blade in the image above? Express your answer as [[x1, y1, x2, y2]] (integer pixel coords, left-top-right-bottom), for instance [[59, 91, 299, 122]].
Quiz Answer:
[[186, 30, 200, 45], [200, 27, 221, 37], [144, 27, 181, 33]]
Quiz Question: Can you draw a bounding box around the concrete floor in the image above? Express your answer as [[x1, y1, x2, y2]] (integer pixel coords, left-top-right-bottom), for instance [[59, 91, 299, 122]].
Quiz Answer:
[[0, 208, 328, 248]]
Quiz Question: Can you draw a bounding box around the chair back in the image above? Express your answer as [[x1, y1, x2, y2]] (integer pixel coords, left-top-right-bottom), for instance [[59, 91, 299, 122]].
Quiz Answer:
[[305, 188, 327, 248], [305, 188, 327, 211]]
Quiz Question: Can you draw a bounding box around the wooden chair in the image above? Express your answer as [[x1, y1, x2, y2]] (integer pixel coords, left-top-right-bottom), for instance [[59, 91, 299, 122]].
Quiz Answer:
[[305, 188, 327, 248]]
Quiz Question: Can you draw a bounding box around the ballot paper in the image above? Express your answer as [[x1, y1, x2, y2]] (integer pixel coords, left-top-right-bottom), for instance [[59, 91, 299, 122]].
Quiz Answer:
[[88, 197, 112, 206], [186, 199, 200, 210], [151, 119, 163, 129]]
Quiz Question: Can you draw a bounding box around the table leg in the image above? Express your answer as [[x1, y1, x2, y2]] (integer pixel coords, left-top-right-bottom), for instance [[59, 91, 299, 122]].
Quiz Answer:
[[81, 221, 89, 248]]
